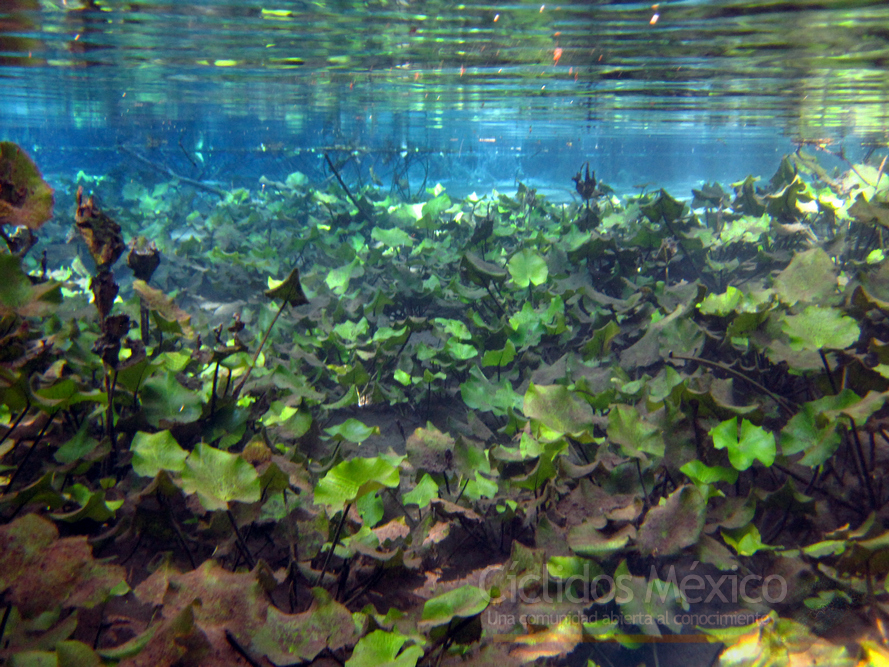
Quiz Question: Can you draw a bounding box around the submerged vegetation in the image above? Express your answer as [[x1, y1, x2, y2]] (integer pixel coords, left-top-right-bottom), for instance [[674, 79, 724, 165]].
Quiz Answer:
[[3, 139, 889, 667]]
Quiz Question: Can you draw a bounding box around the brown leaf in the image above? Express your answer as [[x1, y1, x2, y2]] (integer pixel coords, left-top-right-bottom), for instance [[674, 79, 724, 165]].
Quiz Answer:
[[0, 142, 54, 230], [75, 186, 125, 269], [0, 514, 127, 618]]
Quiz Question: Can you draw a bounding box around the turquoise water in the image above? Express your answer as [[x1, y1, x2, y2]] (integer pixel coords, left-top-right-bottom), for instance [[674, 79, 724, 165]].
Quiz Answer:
[[2, 0, 888, 192]]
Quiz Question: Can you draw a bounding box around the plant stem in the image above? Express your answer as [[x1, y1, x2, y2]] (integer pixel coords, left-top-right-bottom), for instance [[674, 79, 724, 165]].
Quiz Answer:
[[232, 300, 286, 400], [668, 352, 796, 415], [0, 604, 10, 649], [4, 414, 54, 493], [139, 296, 150, 345], [104, 366, 119, 466], [818, 349, 839, 395], [0, 406, 28, 451], [226, 508, 256, 570], [210, 361, 220, 417], [324, 153, 374, 223], [847, 418, 877, 511], [317, 502, 351, 586]]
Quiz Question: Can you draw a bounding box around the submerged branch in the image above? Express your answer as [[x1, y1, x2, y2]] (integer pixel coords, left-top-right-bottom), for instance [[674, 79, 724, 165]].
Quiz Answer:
[[119, 145, 229, 197]]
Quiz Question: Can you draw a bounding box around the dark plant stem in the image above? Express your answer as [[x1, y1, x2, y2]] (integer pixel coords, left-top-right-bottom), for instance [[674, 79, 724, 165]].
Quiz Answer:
[[818, 349, 839, 395], [661, 217, 703, 284], [483, 281, 505, 317], [635, 458, 649, 510], [5, 414, 54, 493], [0, 604, 10, 649], [104, 366, 119, 466], [847, 418, 877, 511], [773, 464, 863, 515], [226, 509, 255, 570], [317, 502, 351, 586], [139, 296, 150, 345], [324, 153, 374, 223], [0, 406, 28, 452], [232, 300, 286, 400], [210, 361, 220, 417], [668, 353, 796, 415], [158, 491, 197, 569]]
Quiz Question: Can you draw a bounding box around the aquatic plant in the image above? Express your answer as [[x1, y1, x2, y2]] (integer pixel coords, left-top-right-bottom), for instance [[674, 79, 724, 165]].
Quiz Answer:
[[2, 141, 889, 667]]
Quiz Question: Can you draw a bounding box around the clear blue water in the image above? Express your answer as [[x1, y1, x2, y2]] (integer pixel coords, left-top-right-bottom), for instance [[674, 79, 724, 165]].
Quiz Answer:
[[2, 0, 887, 197]]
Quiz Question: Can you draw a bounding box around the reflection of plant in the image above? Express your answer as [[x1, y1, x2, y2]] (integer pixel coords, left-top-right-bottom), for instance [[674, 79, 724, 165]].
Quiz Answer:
[[5, 141, 889, 665]]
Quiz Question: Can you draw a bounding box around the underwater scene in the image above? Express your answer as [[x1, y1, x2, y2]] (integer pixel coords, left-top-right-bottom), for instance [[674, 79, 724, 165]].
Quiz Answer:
[[3, 1, 889, 666]]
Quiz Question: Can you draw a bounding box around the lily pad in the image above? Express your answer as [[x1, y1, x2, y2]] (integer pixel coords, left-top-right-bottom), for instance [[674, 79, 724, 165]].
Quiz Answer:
[[140, 372, 204, 427], [710, 417, 776, 471], [324, 418, 380, 443], [314, 456, 401, 512], [130, 430, 188, 477], [345, 629, 423, 667], [637, 485, 706, 556], [419, 585, 489, 631], [772, 248, 837, 306], [781, 305, 860, 351], [523, 383, 594, 435], [0, 514, 126, 618], [179, 442, 261, 511], [507, 248, 548, 288]]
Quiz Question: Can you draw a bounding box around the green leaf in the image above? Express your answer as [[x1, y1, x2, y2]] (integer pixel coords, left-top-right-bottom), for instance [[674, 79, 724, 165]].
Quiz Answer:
[[54, 425, 99, 464], [581, 319, 620, 359], [324, 418, 380, 443], [179, 443, 261, 511], [680, 460, 738, 485], [51, 484, 122, 523], [250, 587, 357, 663], [710, 418, 776, 471], [371, 226, 415, 248], [443, 338, 477, 361], [546, 555, 592, 581], [333, 317, 370, 341], [779, 397, 848, 466], [420, 585, 489, 630], [460, 365, 523, 416], [523, 383, 594, 435], [345, 629, 423, 667], [721, 524, 774, 556], [326, 257, 364, 295], [130, 430, 188, 477], [57, 640, 102, 667], [403, 474, 439, 508], [356, 491, 385, 528], [698, 286, 743, 316], [781, 306, 860, 351], [481, 339, 516, 367], [606, 404, 665, 459], [507, 248, 548, 288], [140, 372, 204, 427], [314, 456, 401, 512], [641, 189, 685, 223], [0, 254, 62, 318], [772, 248, 838, 305]]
